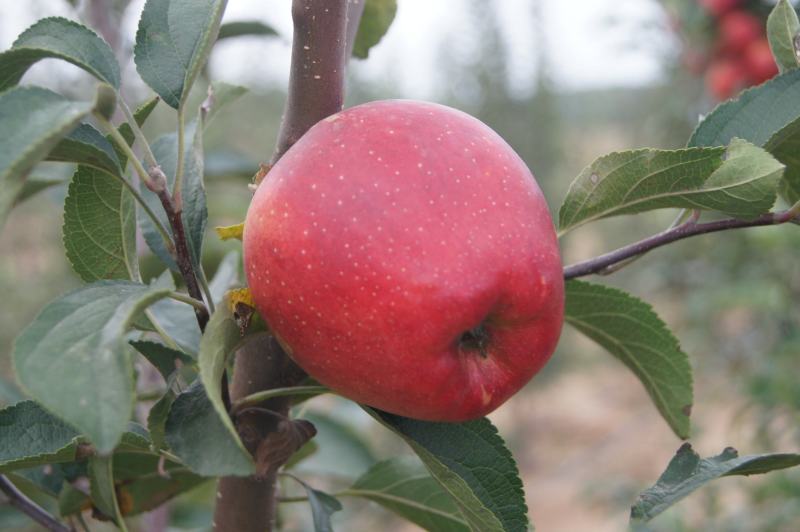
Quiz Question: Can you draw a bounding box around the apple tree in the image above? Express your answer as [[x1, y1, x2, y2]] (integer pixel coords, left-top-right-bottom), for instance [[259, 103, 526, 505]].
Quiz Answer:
[[0, 0, 799, 530]]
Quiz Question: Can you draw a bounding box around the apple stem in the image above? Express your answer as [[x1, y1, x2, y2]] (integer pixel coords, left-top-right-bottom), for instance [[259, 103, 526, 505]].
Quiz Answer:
[[563, 210, 799, 280]]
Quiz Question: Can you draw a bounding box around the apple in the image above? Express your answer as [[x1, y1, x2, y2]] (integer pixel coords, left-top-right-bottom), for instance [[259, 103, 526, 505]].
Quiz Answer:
[[700, 0, 742, 18], [718, 10, 762, 54], [705, 57, 746, 100], [243, 100, 564, 421], [743, 38, 778, 85]]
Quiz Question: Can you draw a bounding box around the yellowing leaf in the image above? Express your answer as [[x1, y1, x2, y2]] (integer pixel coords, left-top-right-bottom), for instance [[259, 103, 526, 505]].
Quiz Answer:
[[215, 222, 244, 241], [227, 288, 254, 311]]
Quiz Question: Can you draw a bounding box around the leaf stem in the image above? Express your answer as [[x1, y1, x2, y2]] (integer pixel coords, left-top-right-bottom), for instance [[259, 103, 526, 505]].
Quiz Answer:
[[119, 99, 158, 168], [232, 385, 330, 414], [143, 309, 181, 351], [169, 290, 209, 313], [172, 106, 187, 209], [198, 264, 216, 313], [563, 210, 799, 280], [0, 475, 71, 532], [155, 187, 209, 330], [98, 113, 208, 330], [115, 170, 174, 253], [93, 116, 174, 252]]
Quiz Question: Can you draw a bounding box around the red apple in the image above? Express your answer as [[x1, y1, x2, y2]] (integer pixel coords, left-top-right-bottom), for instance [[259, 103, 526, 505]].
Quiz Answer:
[[244, 100, 564, 421], [700, 0, 742, 18], [718, 11, 763, 54], [744, 38, 778, 85], [706, 57, 747, 100]]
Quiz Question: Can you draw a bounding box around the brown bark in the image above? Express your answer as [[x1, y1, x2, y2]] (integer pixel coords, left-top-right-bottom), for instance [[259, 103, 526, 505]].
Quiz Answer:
[[271, 0, 351, 164], [212, 334, 305, 532]]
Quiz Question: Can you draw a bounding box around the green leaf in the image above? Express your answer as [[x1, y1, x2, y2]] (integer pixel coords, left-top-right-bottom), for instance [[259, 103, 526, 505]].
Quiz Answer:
[[58, 483, 90, 517], [130, 340, 193, 381], [348, 457, 469, 531], [47, 123, 122, 177], [217, 21, 278, 40], [165, 380, 254, 476], [0, 17, 120, 91], [146, 389, 175, 451], [145, 271, 202, 355], [764, 116, 800, 204], [689, 68, 800, 148], [110, 451, 206, 515], [296, 412, 376, 478], [12, 281, 172, 452], [564, 280, 693, 439], [198, 294, 249, 461], [288, 475, 342, 532], [0, 401, 80, 473], [767, 0, 800, 73], [134, 0, 228, 108], [13, 176, 66, 206], [0, 86, 98, 229], [11, 465, 67, 499], [631, 443, 800, 523], [89, 454, 121, 521], [207, 251, 240, 305], [308, 488, 342, 531], [118, 96, 161, 150], [62, 166, 138, 282], [368, 410, 528, 532], [353, 0, 397, 59], [139, 119, 207, 271], [557, 140, 784, 233], [0, 378, 25, 407]]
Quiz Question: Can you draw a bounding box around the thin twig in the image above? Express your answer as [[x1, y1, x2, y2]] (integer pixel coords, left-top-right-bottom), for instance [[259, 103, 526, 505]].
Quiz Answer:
[[155, 187, 209, 330], [172, 106, 187, 210], [118, 100, 159, 168], [563, 210, 799, 280], [93, 115, 175, 252], [0, 475, 72, 532]]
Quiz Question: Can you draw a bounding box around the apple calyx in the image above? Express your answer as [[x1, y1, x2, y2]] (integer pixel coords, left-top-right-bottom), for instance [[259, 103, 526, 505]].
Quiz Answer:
[[459, 323, 491, 358]]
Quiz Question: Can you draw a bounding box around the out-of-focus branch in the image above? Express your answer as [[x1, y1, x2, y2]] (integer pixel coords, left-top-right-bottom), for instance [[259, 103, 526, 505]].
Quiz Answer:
[[0, 475, 72, 532]]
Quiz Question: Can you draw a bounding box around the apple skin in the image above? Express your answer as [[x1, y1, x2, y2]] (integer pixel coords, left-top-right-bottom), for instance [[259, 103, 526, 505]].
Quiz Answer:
[[244, 100, 564, 422]]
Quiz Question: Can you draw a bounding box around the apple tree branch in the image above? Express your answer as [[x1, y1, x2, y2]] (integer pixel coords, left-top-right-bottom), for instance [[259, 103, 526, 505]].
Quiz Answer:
[[563, 209, 799, 280], [214, 2, 362, 531]]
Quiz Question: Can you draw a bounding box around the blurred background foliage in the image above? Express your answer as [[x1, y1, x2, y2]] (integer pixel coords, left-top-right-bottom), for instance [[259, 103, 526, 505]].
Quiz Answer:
[[0, 0, 798, 530]]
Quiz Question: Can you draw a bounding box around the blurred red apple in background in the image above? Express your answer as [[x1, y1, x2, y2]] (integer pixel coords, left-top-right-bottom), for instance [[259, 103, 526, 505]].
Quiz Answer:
[[718, 10, 763, 53], [706, 57, 747, 100], [244, 100, 564, 421], [744, 38, 779, 84], [700, 0, 743, 18]]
